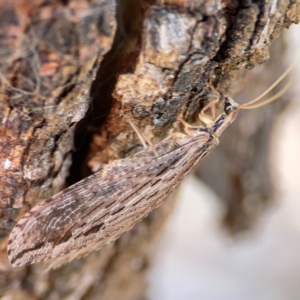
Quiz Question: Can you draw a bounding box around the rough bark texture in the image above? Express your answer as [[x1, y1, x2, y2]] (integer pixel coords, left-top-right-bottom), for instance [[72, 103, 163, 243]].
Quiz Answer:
[[0, 0, 299, 299], [195, 39, 291, 234]]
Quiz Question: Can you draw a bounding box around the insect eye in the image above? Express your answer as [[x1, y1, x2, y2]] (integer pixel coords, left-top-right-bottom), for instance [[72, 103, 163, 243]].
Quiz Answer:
[[224, 102, 234, 115]]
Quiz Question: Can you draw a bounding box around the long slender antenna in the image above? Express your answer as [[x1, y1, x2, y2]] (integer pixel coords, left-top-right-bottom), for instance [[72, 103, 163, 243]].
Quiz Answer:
[[239, 57, 299, 109], [240, 78, 294, 109]]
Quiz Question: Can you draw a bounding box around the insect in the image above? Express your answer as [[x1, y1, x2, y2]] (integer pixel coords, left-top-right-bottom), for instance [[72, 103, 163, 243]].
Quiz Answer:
[[7, 60, 295, 268]]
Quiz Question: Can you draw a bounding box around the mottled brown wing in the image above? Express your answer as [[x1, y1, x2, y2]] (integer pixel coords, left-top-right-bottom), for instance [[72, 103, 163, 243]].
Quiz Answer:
[[8, 136, 213, 267]]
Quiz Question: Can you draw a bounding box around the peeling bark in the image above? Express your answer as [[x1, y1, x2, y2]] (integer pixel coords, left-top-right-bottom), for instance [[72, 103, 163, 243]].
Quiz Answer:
[[0, 0, 299, 298]]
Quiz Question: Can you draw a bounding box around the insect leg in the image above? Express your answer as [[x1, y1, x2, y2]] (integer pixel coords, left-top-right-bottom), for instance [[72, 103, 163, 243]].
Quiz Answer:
[[197, 99, 219, 127], [127, 119, 154, 149]]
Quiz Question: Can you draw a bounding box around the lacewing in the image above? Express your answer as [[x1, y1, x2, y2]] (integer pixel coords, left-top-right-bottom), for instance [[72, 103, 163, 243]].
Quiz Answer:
[[7, 60, 295, 267]]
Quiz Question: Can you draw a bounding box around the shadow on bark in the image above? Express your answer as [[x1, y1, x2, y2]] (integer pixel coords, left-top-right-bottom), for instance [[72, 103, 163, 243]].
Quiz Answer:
[[0, 0, 299, 298]]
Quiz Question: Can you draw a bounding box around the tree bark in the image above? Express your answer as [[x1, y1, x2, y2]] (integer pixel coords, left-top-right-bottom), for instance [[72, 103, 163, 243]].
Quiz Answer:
[[0, 0, 299, 299], [195, 38, 292, 234]]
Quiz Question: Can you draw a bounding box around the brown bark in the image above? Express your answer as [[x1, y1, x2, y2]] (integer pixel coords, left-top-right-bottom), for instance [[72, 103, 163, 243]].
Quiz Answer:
[[0, 0, 299, 299], [195, 39, 291, 234]]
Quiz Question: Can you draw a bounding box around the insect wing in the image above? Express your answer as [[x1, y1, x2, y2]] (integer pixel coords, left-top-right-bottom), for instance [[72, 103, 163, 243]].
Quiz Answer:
[[8, 174, 106, 267], [8, 136, 212, 267]]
